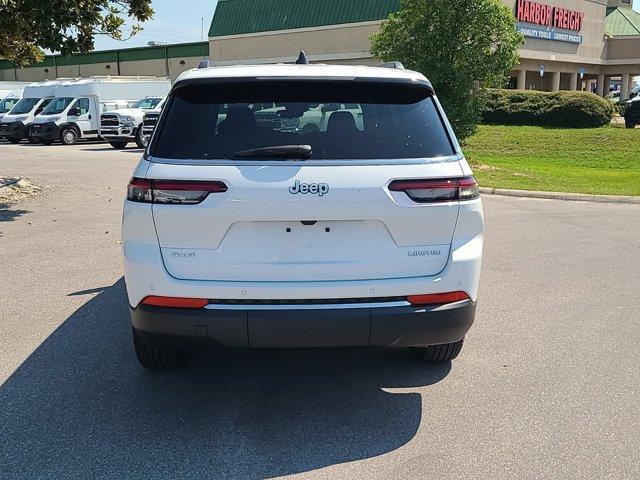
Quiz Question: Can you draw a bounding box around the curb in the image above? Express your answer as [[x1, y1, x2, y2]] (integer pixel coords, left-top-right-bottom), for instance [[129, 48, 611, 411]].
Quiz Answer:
[[479, 187, 640, 205]]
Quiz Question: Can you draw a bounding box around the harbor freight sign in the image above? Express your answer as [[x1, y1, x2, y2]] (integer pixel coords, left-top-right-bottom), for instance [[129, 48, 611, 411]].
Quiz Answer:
[[515, 0, 584, 44]]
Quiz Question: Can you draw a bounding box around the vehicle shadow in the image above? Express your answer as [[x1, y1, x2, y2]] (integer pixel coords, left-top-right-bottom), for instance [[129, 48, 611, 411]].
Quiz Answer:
[[0, 279, 451, 479], [16, 140, 106, 147], [0, 202, 29, 223], [0, 203, 29, 237], [79, 146, 144, 152]]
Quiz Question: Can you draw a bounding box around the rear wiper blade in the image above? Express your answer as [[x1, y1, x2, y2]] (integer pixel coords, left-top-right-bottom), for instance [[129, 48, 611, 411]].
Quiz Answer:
[[230, 145, 312, 160]]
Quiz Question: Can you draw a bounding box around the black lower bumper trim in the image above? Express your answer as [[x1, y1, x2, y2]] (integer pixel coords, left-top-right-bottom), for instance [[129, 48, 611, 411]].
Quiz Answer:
[[29, 123, 61, 142], [0, 121, 26, 140], [130, 300, 476, 349]]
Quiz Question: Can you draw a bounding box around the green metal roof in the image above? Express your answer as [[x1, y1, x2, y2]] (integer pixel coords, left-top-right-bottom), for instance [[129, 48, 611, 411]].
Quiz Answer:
[[0, 42, 209, 71], [209, 0, 400, 37], [605, 7, 640, 36], [56, 50, 118, 66]]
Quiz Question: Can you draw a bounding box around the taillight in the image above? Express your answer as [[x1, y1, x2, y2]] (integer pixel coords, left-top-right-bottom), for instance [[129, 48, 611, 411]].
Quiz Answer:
[[127, 178, 153, 203], [141, 296, 209, 308], [408, 291, 470, 306], [127, 178, 228, 204], [389, 176, 479, 202], [458, 177, 480, 200]]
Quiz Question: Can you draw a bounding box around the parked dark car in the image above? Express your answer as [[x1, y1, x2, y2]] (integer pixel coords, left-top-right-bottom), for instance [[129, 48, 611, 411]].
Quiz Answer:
[[623, 97, 640, 129]]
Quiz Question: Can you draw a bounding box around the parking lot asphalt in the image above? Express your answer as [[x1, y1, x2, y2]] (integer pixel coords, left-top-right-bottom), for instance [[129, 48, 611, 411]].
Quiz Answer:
[[0, 142, 639, 479]]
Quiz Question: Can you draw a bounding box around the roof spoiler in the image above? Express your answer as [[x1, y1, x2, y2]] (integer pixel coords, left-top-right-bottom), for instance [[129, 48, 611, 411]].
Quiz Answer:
[[378, 61, 405, 70]]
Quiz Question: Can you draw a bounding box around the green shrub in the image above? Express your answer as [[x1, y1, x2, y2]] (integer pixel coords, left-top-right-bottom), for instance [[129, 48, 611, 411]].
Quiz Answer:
[[481, 89, 613, 128]]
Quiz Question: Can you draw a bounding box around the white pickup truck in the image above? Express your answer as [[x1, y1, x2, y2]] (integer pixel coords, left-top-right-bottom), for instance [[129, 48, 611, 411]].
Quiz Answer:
[[100, 96, 166, 149]]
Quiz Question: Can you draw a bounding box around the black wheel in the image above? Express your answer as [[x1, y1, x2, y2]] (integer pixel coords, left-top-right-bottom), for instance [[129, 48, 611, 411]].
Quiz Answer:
[[134, 125, 148, 148], [625, 121, 635, 129], [109, 141, 128, 149], [419, 339, 465, 363], [60, 128, 77, 145], [8, 136, 21, 144], [27, 134, 39, 144], [132, 328, 182, 370]]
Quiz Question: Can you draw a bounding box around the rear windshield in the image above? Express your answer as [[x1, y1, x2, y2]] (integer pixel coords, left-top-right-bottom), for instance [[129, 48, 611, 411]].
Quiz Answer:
[[151, 81, 455, 160]]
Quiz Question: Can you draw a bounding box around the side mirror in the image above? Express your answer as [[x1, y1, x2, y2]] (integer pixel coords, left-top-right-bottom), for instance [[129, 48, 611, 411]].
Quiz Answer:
[[630, 92, 637, 99], [69, 108, 80, 116]]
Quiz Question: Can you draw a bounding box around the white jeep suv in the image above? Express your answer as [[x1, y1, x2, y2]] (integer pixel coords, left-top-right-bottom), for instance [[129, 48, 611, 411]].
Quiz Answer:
[[122, 60, 484, 369]]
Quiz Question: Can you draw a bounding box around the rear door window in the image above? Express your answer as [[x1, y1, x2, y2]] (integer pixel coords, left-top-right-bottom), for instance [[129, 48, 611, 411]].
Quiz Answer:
[[151, 81, 455, 160]]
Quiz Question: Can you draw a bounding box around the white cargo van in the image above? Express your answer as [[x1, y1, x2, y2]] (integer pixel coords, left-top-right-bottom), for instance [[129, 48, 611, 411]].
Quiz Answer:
[[29, 77, 170, 145], [0, 81, 61, 143], [101, 95, 168, 149], [0, 88, 24, 121]]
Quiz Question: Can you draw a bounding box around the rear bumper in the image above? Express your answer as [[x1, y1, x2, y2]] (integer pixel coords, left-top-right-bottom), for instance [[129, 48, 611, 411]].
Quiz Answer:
[[130, 300, 475, 349], [29, 123, 60, 141]]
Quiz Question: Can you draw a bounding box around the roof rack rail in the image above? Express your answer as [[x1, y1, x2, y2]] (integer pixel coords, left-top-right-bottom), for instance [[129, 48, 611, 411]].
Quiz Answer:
[[378, 61, 405, 70], [198, 60, 213, 69], [295, 51, 310, 65]]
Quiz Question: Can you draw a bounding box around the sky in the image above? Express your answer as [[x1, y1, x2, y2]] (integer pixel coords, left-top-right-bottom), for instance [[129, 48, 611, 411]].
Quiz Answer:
[[93, 0, 218, 50], [93, 0, 640, 51]]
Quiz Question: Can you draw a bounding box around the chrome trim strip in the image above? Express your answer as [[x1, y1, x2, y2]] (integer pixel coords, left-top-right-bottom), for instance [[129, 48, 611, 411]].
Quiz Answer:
[[204, 301, 411, 310]]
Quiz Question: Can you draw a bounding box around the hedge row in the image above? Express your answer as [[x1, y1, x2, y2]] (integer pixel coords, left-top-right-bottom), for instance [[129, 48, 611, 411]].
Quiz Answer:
[[481, 89, 613, 128]]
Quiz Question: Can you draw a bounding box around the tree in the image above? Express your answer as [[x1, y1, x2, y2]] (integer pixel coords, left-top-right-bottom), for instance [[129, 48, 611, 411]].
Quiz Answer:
[[371, 0, 523, 139], [0, 0, 154, 66]]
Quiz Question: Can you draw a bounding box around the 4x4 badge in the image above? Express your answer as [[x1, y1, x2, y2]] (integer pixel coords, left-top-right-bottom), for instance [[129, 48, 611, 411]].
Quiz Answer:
[[289, 180, 329, 197]]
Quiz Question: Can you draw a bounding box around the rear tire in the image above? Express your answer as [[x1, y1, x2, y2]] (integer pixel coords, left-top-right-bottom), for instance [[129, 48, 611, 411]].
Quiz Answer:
[[109, 141, 128, 149], [60, 128, 77, 145], [625, 120, 635, 129], [419, 339, 464, 363], [132, 328, 182, 370], [134, 125, 147, 148]]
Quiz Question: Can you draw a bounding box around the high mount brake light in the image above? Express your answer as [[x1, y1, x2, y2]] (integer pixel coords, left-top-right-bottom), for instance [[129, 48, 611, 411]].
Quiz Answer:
[[127, 178, 228, 204], [407, 291, 470, 306], [389, 176, 479, 203]]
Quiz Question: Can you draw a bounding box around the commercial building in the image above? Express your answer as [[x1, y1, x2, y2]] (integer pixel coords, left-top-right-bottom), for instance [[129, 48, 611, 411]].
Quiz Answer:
[[509, 0, 640, 97], [0, 42, 209, 83], [206, 0, 640, 98], [2, 0, 639, 98]]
